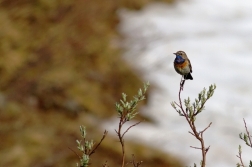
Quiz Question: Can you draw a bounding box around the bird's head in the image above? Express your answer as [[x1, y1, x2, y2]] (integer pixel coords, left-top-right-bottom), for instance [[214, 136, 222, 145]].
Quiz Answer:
[[173, 51, 187, 59]]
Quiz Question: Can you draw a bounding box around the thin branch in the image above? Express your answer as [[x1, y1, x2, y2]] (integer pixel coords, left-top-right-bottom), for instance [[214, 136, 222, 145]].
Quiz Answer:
[[199, 122, 212, 135], [122, 121, 141, 138], [205, 146, 210, 153], [129, 154, 143, 167], [116, 121, 142, 167], [89, 130, 108, 156], [243, 118, 252, 147], [68, 147, 81, 159], [236, 150, 245, 167], [190, 146, 202, 150], [189, 131, 196, 137], [174, 101, 181, 108], [117, 120, 126, 167], [194, 102, 207, 116]]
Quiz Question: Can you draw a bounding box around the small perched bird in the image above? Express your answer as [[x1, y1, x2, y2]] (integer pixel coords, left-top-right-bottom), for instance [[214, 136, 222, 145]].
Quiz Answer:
[[173, 51, 193, 80]]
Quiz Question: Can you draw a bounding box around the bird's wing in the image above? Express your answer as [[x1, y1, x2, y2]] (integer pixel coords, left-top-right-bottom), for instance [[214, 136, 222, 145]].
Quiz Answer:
[[188, 59, 192, 72]]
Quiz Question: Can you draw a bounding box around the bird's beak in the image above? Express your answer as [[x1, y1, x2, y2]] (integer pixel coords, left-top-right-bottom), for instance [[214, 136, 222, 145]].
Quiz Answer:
[[173, 53, 176, 55]]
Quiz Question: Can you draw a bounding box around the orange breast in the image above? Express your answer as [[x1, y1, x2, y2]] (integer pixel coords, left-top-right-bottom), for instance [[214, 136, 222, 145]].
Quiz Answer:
[[175, 60, 188, 69]]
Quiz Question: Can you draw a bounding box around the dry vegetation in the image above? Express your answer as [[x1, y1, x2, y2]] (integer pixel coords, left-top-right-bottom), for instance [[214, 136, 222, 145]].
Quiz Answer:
[[0, 0, 182, 166]]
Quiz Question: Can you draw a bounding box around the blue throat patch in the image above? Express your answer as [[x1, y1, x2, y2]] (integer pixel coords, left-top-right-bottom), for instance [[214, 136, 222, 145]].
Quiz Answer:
[[175, 55, 185, 64]]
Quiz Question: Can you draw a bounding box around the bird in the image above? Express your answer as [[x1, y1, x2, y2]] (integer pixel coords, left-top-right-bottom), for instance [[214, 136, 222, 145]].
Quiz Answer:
[[173, 51, 193, 80]]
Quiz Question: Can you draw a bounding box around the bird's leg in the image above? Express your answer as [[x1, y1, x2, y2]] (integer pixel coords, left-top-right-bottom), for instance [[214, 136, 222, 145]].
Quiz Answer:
[[180, 76, 185, 90]]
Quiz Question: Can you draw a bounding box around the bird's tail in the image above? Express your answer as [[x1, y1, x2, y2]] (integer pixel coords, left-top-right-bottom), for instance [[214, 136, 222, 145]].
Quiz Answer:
[[184, 73, 193, 80]]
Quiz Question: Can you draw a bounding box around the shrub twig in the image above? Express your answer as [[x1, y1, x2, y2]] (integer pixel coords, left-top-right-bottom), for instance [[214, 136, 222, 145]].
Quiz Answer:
[[115, 82, 149, 167], [75, 126, 108, 167], [236, 145, 245, 167], [237, 119, 252, 167], [171, 82, 216, 167], [89, 130, 108, 156], [127, 154, 143, 167]]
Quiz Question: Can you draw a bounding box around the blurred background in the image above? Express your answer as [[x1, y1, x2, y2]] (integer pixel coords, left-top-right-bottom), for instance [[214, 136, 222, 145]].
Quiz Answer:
[[0, 0, 183, 167]]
